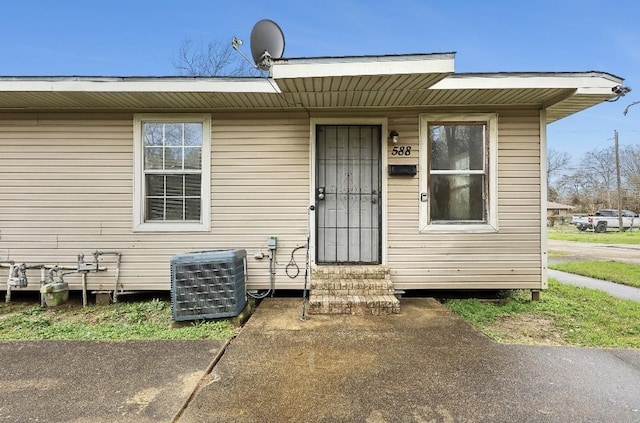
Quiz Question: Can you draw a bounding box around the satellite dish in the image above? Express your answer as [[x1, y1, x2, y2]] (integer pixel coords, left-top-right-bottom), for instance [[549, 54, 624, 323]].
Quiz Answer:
[[250, 19, 285, 71]]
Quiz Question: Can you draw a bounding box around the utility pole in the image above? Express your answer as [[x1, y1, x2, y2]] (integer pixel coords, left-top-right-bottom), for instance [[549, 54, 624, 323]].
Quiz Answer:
[[614, 130, 623, 231]]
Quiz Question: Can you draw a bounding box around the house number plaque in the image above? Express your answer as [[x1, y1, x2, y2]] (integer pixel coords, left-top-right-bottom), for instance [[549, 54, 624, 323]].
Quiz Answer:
[[391, 146, 412, 156]]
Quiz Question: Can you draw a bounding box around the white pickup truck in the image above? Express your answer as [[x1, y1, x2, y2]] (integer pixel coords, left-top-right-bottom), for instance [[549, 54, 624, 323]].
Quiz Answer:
[[573, 209, 640, 232]]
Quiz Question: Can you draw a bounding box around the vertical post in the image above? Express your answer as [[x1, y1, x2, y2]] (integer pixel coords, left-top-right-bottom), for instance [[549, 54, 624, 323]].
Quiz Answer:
[[615, 130, 623, 231], [531, 289, 540, 301]]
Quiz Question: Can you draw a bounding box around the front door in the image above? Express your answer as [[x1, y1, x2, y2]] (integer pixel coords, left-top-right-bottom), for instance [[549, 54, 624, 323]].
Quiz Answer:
[[315, 125, 381, 264]]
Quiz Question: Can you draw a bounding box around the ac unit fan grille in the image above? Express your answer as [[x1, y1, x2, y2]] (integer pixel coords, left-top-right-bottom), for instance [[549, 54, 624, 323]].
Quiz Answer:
[[170, 250, 246, 321]]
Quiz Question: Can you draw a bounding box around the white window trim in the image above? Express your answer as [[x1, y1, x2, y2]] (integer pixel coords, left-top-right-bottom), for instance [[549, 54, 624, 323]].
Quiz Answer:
[[133, 113, 211, 232], [419, 113, 498, 233]]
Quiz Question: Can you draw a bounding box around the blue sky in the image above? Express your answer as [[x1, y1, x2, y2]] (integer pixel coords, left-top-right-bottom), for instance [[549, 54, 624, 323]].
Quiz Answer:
[[1, 0, 638, 162]]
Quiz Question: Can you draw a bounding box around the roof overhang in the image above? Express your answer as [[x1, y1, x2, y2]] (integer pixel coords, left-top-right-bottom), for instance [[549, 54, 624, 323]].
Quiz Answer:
[[0, 76, 289, 110], [0, 77, 276, 93], [0, 53, 625, 123], [272, 53, 455, 80], [428, 72, 623, 122]]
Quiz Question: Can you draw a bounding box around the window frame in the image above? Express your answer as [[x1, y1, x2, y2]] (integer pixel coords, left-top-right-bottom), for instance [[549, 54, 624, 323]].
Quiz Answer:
[[133, 113, 211, 232], [419, 113, 498, 233]]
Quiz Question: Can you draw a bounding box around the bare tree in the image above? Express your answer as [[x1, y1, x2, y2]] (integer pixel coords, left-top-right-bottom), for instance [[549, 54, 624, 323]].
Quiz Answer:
[[620, 144, 640, 211], [557, 169, 595, 211], [547, 149, 570, 182], [579, 146, 617, 208], [172, 38, 257, 77], [546, 149, 570, 200], [620, 145, 640, 188], [554, 144, 640, 213]]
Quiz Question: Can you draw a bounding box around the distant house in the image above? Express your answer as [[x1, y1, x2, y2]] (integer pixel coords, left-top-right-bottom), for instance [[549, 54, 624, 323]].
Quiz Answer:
[[547, 201, 575, 223], [0, 51, 625, 308]]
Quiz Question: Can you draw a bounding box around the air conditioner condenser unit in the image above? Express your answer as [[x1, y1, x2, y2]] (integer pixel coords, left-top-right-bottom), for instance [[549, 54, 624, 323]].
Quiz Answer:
[[170, 249, 247, 321]]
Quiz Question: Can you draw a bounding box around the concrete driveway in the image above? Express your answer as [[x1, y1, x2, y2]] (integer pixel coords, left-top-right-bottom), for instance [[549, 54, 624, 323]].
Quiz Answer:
[[177, 299, 640, 423]]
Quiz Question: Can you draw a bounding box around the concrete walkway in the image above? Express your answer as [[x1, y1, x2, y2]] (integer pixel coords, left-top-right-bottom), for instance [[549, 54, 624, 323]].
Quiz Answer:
[[177, 298, 640, 423], [547, 238, 640, 302], [548, 269, 640, 302]]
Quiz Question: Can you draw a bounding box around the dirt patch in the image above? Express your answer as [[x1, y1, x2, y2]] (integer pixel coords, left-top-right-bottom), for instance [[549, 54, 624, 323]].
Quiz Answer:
[[126, 387, 161, 413], [490, 313, 569, 346]]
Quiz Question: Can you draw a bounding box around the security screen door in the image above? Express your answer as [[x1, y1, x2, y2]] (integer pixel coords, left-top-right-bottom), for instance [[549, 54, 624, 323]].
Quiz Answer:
[[316, 125, 381, 264]]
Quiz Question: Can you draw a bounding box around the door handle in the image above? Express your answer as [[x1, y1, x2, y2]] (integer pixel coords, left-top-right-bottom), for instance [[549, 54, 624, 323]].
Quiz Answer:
[[317, 187, 325, 200]]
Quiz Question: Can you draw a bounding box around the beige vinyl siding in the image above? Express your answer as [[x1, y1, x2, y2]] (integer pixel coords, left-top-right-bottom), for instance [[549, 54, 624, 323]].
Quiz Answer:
[[1, 108, 544, 292], [210, 115, 310, 289], [0, 112, 311, 291], [387, 109, 543, 289]]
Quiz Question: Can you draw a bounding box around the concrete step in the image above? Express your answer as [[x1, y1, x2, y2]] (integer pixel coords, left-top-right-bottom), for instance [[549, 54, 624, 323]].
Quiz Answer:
[[309, 265, 400, 315], [308, 294, 400, 316]]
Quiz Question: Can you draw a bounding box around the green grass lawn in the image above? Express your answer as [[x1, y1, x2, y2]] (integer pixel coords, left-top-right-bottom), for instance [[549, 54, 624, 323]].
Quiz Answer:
[[549, 260, 640, 289], [0, 299, 239, 340], [444, 279, 640, 348], [548, 226, 640, 244]]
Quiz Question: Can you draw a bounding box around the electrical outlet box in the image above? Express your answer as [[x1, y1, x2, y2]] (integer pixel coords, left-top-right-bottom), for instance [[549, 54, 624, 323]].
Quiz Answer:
[[267, 236, 277, 250]]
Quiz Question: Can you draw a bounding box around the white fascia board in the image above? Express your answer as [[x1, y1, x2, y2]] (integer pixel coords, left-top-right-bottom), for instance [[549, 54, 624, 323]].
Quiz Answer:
[[575, 87, 617, 95], [0, 78, 278, 93], [431, 74, 621, 90], [272, 58, 454, 79]]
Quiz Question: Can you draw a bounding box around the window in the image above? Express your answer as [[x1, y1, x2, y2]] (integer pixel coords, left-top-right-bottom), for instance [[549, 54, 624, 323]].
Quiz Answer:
[[419, 113, 498, 233], [133, 114, 211, 231]]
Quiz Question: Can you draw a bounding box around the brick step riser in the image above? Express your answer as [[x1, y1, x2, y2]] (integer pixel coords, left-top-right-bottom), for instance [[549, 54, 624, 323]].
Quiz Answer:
[[308, 266, 399, 315], [308, 294, 400, 315], [312, 266, 391, 281], [311, 290, 395, 296], [310, 281, 395, 294]]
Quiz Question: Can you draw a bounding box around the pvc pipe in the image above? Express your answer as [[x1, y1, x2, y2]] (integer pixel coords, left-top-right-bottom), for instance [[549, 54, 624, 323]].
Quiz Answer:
[[1, 251, 117, 305], [82, 273, 87, 307], [5, 262, 14, 303], [0, 263, 106, 271], [40, 267, 46, 307], [95, 251, 122, 302]]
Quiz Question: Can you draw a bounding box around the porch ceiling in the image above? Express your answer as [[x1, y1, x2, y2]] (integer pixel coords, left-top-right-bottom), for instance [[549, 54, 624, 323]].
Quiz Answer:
[[272, 67, 623, 122]]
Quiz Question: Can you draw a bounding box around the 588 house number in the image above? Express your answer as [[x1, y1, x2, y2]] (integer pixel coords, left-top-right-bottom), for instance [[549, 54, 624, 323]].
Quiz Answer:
[[391, 145, 412, 156]]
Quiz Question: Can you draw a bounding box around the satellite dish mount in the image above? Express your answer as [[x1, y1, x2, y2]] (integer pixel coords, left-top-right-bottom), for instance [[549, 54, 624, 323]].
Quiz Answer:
[[256, 50, 273, 71]]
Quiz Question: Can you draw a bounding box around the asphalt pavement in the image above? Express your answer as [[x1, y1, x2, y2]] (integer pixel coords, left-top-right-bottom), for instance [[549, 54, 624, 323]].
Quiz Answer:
[[0, 340, 225, 423]]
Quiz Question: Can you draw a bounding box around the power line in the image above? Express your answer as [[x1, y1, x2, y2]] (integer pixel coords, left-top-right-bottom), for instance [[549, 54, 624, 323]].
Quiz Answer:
[[624, 101, 640, 116]]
